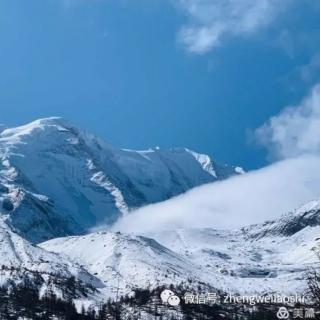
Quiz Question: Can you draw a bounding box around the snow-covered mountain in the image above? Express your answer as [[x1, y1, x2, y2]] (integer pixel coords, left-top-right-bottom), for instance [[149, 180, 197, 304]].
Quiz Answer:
[[0, 178, 317, 309], [2, 116, 318, 312], [0, 117, 241, 243], [40, 199, 320, 299]]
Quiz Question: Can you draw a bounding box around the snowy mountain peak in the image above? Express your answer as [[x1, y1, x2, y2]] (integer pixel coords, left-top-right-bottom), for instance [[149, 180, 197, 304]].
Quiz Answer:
[[0, 117, 68, 139], [0, 118, 242, 243]]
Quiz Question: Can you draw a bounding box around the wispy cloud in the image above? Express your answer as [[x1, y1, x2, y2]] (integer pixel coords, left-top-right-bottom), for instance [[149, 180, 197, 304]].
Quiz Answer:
[[256, 83, 320, 159], [175, 0, 292, 54]]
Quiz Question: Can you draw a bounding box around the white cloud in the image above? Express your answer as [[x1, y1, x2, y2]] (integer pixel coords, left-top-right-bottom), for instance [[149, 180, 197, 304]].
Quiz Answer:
[[176, 0, 291, 54], [113, 155, 320, 233], [256, 83, 320, 159]]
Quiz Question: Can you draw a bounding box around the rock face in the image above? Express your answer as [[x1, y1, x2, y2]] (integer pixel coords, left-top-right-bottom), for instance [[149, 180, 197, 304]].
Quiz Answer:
[[0, 117, 242, 243]]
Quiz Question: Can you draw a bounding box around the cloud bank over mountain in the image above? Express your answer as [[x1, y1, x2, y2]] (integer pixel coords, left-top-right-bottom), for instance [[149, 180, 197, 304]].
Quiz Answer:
[[114, 83, 320, 232], [114, 155, 320, 232]]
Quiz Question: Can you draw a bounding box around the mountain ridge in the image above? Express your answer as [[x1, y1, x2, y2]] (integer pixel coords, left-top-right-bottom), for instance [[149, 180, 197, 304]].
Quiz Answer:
[[0, 117, 242, 243]]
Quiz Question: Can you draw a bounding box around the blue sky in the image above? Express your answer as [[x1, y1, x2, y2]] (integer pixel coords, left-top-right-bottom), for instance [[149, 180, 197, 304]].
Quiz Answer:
[[0, 0, 320, 169]]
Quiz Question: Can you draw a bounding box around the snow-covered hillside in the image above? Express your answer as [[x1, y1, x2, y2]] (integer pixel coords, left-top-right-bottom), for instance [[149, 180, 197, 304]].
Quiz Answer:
[[146, 200, 320, 295], [40, 199, 320, 299], [0, 218, 102, 301], [39, 231, 212, 299], [0, 117, 241, 243]]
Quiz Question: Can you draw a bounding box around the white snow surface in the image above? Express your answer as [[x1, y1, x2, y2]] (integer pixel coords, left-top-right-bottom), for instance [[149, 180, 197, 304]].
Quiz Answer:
[[0, 217, 102, 294], [40, 199, 320, 299], [41, 231, 206, 299]]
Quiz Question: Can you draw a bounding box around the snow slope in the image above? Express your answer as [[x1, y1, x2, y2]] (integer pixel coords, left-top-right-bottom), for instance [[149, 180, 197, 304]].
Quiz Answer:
[[41, 199, 320, 299], [0, 218, 103, 300], [39, 231, 210, 299], [148, 200, 320, 295], [0, 117, 241, 243]]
